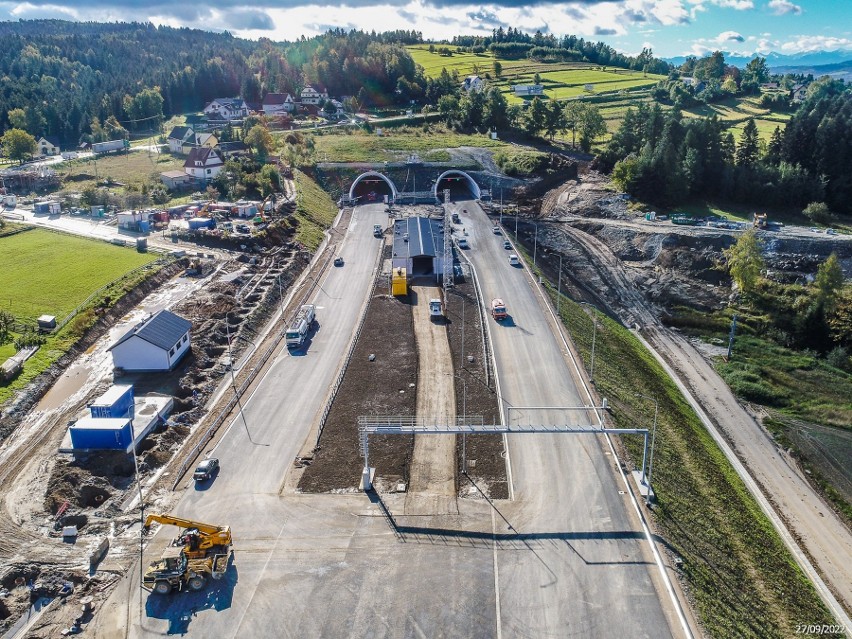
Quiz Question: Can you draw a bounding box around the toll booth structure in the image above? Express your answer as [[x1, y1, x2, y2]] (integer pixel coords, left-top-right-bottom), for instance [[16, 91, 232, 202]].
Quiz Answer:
[[392, 267, 408, 296]]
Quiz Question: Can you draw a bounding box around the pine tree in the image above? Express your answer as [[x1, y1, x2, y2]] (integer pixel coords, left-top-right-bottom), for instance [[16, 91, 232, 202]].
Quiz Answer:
[[736, 119, 759, 167]]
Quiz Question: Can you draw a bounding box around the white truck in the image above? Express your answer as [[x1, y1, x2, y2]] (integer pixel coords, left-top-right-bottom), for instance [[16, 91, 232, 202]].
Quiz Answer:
[[286, 304, 316, 349], [429, 298, 443, 319]]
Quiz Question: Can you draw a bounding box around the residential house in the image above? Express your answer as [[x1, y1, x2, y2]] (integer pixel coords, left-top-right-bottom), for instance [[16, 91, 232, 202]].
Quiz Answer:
[[681, 77, 696, 86], [183, 147, 224, 182], [215, 141, 250, 159], [513, 84, 544, 97], [108, 309, 192, 372], [262, 93, 296, 115], [300, 86, 328, 105], [760, 82, 779, 90], [167, 126, 194, 153], [160, 170, 193, 190], [462, 75, 483, 92], [195, 132, 218, 148], [37, 136, 61, 156], [203, 97, 250, 121], [791, 83, 809, 103]]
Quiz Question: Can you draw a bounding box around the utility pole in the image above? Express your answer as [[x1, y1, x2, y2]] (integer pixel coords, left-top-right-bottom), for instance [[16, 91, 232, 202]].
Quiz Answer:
[[533, 223, 539, 267]]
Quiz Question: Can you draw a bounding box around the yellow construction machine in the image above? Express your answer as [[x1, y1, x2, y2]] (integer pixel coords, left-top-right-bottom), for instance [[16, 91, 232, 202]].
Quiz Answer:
[[141, 514, 232, 594]]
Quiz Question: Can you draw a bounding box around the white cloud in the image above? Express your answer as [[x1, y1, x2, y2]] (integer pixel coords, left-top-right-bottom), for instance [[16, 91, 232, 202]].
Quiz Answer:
[[767, 0, 802, 15], [707, 0, 754, 9], [718, 30, 745, 42], [779, 35, 852, 53]]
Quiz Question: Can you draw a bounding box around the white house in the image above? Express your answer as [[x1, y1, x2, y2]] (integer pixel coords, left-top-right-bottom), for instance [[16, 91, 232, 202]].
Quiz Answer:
[[300, 86, 327, 105], [462, 75, 483, 92], [791, 83, 809, 103], [167, 126, 194, 153], [37, 136, 61, 156], [513, 84, 544, 97], [183, 147, 224, 182], [262, 93, 296, 114], [203, 98, 250, 121], [108, 309, 192, 372]]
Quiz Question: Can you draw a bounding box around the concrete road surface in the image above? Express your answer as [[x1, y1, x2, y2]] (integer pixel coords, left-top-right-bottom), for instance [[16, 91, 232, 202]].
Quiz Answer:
[[453, 199, 680, 638]]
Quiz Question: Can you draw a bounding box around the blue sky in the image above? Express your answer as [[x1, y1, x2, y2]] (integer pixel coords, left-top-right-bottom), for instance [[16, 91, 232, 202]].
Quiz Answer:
[[0, 0, 849, 58]]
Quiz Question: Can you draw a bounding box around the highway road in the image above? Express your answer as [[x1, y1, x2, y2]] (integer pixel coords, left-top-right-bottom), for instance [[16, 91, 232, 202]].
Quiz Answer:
[[95, 199, 681, 638], [454, 199, 677, 638]]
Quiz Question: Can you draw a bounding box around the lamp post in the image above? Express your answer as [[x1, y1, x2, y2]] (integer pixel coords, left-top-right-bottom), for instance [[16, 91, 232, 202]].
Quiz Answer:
[[579, 302, 598, 383], [533, 223, 539, 267], [635, 392, 659, 504], [556, 254, 563, 317]]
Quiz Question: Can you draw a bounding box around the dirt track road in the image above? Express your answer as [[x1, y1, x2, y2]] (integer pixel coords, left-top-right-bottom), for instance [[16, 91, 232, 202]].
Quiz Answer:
[[405, 284, 457, 515], [561, 224, 852, 627]]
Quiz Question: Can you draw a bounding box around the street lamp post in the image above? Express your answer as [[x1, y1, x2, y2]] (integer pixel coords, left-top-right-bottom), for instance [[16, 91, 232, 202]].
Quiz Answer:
[[557, 255, 563, 317], [579, 302, 598, 382], [533, 223, 539, 267], [635, 392, 659, 504]]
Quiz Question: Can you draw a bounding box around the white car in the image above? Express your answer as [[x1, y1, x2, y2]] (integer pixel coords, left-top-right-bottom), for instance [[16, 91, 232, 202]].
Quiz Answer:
[[508, 254, 520, 266]]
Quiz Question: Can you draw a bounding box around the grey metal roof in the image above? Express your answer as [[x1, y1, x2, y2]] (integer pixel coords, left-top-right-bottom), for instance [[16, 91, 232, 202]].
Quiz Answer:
[[109, 310, 191, 352], [392, 217, 443, 260]]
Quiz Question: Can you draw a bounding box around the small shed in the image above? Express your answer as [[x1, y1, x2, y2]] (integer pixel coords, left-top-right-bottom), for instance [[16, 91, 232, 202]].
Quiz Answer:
[[89, 384, 134, 419], [69, 417, 133, 451], [34, 201, 61, 215], [160, 170, 193, 190], [37, 315, 56, 331], [108, 309, 192, 372]]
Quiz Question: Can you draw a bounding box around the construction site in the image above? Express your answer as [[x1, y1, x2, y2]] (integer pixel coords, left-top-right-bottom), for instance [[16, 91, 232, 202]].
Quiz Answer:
[[0, 157, 851, 637]]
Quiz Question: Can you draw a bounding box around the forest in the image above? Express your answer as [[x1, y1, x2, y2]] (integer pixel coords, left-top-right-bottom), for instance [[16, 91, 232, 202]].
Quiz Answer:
[[599, 76, 852, 216]]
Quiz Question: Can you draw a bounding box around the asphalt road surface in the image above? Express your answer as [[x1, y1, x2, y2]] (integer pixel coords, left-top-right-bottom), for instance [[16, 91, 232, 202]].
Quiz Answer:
[[94, 200, 681, 638]]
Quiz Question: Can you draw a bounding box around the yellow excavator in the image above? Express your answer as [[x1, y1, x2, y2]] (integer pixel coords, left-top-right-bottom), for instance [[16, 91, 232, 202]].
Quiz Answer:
[[142, 514, 232, 594]]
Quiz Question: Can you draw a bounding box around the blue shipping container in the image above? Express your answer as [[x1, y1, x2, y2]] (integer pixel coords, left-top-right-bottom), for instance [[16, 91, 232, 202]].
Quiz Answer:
[[89, 384, 134, 419], [70, 417, 133, 450]]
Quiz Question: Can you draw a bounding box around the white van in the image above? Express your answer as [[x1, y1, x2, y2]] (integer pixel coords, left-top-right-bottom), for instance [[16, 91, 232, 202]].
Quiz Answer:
[[429, 299, 443, 318], [61, 151, 79, 160], [508, 254, 520, 266]]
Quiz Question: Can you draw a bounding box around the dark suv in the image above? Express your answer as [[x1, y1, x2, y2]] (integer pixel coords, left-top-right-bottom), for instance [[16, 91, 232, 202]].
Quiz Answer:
[[193, 458, 219, 482]]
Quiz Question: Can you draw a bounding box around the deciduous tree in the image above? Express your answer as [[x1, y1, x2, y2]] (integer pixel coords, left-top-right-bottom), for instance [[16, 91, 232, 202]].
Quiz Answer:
[[723, 228, 764, 294], [1, 128, 36, 163]]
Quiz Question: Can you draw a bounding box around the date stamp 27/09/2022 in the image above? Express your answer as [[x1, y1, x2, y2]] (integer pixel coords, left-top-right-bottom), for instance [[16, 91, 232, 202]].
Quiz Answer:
[[795, 624, 848, 635]]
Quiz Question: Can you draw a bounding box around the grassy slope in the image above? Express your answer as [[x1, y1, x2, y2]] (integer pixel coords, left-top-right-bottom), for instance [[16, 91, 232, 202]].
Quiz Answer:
[[407, 45, 663, 105], [0, 227, 156, 321], [59, 151, 183, 195], [308, 125, 506, 164], [293, 169, 338, 250], [539, 287, 841, 637]]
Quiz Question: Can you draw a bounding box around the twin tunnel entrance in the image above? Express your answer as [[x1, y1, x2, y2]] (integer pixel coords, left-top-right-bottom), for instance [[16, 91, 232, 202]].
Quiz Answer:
[[348, 170, 481, 203]]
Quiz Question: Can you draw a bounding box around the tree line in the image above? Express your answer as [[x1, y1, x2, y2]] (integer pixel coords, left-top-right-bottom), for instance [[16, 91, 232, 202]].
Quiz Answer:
[[598, 76, 852, 217]]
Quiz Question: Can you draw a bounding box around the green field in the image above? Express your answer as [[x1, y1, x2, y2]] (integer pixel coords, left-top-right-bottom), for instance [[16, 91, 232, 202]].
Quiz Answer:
[[293, 169, 338, 250], [308, 125, 507, 164], [0, 227, 157, 321], [60, 151, 183, 196], [407, 45, 664, 105]]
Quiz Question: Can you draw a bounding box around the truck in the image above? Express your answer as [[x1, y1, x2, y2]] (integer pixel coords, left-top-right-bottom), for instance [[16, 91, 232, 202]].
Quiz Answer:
[[2, 194, 16, 208], [286, 304, 316, 349], [34, 200, 61, 215], [491, 298, 508, 321], [92, 139, 127, 154], [188, 217, 216, 231], [451, 212, 461, 224], [429, 298, 443, 319], [141, 514, 232, 595]]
